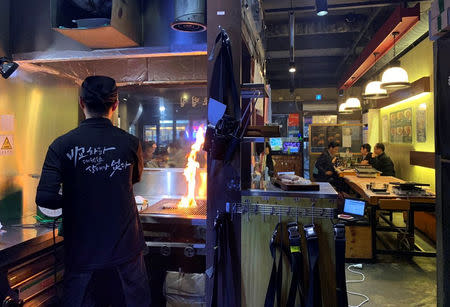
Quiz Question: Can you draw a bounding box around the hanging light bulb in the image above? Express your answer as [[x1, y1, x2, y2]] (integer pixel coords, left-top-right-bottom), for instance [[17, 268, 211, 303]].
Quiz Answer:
[[344, 97, 361, 110], [363, 81, 388, 99], [339, 103, 352, 113], [381, 32, 410, 90], [289, 62, 296, 73], [315, 0, 328, 16]]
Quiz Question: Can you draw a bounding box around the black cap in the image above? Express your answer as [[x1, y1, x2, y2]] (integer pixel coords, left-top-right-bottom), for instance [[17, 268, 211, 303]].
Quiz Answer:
[[81, 76, 117, 101], [80, 76, 118, 115]]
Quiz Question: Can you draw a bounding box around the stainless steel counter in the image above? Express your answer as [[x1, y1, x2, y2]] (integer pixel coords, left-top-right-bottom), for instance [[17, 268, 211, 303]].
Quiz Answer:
[[241, 182, 338, 199], [0, 215, 62, 267]]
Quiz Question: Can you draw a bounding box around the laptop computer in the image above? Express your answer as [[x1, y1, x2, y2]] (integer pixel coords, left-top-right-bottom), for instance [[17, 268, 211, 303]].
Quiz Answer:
[[338, 198, 366, 221]]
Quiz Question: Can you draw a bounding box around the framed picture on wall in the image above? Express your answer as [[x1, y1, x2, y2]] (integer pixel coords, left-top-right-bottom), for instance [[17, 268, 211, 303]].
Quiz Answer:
[[382, 115, 388, 143], [416, 106, 426, 142], [389, 108, 412, 144]]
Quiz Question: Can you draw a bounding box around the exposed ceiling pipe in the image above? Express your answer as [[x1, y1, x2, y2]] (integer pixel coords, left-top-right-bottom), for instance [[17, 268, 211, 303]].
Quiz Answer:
[[334, 7, 383, 78], [265, 0, 430, 14]]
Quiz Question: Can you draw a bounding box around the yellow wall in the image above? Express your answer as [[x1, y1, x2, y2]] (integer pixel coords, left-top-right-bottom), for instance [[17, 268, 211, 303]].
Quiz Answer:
[[375, 39, 435, 190], [0, 70, 79, 218]]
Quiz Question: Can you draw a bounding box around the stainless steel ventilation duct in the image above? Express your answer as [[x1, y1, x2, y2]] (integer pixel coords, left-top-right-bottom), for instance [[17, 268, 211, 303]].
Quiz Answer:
[[171, 0, 206, 32]]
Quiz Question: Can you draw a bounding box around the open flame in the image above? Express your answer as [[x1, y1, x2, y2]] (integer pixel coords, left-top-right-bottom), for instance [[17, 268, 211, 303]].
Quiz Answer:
[[178, 126, 205, 208]]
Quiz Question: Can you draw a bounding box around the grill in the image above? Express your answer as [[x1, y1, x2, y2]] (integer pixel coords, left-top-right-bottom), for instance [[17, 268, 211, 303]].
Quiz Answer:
[[141, 199, 207, 219]]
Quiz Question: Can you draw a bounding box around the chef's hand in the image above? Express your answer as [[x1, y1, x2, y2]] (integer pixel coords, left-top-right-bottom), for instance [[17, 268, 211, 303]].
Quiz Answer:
[[360, 160, 369, 165], [326, 171, 333, 176], [332, 157, 337, 164]]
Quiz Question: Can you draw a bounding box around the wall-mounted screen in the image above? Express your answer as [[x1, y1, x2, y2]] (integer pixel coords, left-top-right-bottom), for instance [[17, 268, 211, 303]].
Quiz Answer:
[[283, 142, 300, 154], [269, 138, 283, 151]]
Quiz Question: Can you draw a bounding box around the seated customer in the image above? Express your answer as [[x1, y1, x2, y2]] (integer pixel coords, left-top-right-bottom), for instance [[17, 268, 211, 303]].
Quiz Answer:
[[313, 141, 339, 182], [371, 143, 395, 176], [360, 143, 374, 165]]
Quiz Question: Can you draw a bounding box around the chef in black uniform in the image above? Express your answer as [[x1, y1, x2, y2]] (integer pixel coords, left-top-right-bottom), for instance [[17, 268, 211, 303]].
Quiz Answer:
[[36, 76, 151, 306]]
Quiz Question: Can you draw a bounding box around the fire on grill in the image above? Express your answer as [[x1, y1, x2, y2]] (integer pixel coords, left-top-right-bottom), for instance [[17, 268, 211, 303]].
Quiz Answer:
[[140, 126, 207, 219]]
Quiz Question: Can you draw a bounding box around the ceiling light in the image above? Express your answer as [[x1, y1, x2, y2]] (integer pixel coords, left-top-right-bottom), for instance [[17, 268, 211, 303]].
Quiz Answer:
[[159, 105, 166, 112], [316, 0, 328, 16], [381, 32, 410, 90], [381, 66, 410, 89], [363, 81, 388, 99], [339, 103, 352, 113], [0, 57, 19, 79], [344, 97, 361, 110], [289, 62, 296, 73]]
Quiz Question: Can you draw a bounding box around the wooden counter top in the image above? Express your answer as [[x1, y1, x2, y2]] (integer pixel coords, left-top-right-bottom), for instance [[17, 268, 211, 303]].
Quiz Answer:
[[343, 175, 435, 205]]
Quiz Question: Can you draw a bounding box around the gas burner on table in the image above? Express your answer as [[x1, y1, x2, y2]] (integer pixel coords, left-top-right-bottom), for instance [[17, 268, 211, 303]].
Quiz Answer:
[[390, 182, 431, 197]]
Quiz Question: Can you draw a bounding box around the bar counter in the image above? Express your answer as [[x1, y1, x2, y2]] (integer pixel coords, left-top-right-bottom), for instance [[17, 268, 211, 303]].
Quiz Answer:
[[242, 181, 338, 199]]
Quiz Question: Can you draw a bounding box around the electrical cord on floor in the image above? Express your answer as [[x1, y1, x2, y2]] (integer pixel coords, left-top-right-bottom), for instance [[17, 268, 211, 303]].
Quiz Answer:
[[346, 264, 370, 307]]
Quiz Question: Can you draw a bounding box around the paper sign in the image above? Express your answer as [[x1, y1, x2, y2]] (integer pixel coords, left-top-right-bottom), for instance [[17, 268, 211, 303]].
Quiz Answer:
[[0, 135, 13, 155], [208, 98, 227, 126], [342, 135, 352, 148], [288, 114, 299, 127], [0, 115, 14, 131]]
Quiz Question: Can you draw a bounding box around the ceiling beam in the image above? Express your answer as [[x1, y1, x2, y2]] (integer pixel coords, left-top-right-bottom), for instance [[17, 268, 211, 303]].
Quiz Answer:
[[267, 48, 347, 59], [338, 4, 421, 89], [267, 56, 342, 72], [334, 7, 383, 77], [270, 77, 337, 89], [358, 10, 430, 85], [264, 0, 430, 14], [266, 15, 365, 37], [266, 33, 355, 52], [268, 72, 335, 80]]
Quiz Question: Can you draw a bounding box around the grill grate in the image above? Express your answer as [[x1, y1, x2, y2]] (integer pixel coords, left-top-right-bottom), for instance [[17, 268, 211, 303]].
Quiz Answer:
[[142, 199, 207, 218]]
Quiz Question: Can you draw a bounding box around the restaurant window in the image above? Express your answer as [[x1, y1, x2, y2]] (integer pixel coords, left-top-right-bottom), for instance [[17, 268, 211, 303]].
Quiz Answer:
[[118, 86, 207, 169]]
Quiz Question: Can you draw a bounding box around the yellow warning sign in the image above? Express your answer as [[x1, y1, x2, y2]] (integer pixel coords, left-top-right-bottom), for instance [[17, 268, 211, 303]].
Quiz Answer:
[[1, 137, 12, 150]]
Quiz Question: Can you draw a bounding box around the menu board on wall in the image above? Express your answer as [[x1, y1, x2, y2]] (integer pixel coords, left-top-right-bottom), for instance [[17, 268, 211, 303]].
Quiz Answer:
[[310, 124, 362, 153], [326, 126, 342, 147], [389, 108, 412, 143], [310, 126, 328, 152]]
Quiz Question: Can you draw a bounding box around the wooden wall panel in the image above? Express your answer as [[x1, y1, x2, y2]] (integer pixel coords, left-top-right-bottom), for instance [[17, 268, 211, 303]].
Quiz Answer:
[[410, 151, 435, 169]]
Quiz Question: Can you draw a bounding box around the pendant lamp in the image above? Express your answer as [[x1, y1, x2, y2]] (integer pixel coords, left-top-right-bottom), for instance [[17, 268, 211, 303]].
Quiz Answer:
[[344, 97, 361, 110], [363, 81, 388, 99], [381, 32, 410, 90], [363, 53, 388, 99], [339, 103, 352, 114]]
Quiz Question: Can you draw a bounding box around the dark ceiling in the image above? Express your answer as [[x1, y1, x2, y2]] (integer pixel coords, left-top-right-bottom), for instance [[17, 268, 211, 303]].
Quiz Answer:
[[262, 0, 427, 89]]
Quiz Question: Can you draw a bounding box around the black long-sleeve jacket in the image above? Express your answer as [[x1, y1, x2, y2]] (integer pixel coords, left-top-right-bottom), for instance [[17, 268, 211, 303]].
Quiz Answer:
[[36, 118, 145, 271], [371, 152, 396, 177], [313, 149, 336, 181]]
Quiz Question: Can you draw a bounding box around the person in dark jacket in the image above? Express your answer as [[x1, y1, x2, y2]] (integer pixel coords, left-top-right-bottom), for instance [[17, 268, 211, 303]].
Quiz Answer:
[[360, 143, 374, 165], [36, 76, 151, 307], [313, 141, 339, 182], [371, 143, 395, 176]]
